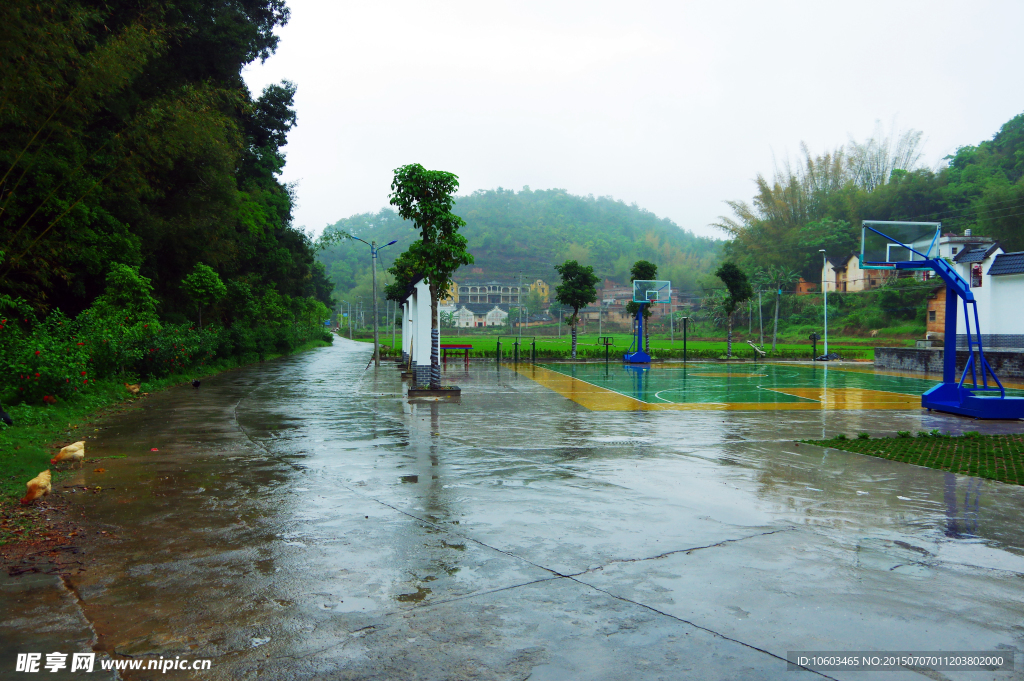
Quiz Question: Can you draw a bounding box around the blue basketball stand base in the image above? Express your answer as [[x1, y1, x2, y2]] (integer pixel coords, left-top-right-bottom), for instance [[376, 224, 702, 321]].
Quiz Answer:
[[922, 383, 1024, 420], [623, 350, 651, 363]]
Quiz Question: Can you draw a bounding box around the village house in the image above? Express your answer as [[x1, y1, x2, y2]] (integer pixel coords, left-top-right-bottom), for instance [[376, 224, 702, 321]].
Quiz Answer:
[[820, 254, 886, 292], [452, 303, 509, 328], [794, 277, 818, 295], [456, 281, 526, 305], [925, 242, 1024, 348], [529, 279, 550, 303]]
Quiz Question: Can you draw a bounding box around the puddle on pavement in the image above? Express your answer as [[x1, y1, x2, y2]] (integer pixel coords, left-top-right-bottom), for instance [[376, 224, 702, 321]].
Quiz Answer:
[[395, 586, 432, 603], [3, 347, 1024, 678]]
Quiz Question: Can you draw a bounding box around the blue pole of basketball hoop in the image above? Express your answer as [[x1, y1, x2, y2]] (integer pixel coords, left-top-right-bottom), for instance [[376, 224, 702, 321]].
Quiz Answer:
[[624, 302, 651, 363]]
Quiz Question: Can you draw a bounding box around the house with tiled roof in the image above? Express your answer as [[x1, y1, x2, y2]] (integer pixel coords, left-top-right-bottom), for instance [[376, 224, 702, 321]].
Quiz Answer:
[[924, 240, 1024, 348], [820, 254, 886, 292]]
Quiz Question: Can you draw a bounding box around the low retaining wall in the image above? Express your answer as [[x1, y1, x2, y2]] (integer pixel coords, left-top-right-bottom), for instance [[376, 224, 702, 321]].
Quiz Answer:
[[875, 347, 1024, 379]]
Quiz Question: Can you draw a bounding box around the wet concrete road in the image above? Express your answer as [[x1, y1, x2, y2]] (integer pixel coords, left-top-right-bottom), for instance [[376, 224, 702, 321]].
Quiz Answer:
[[3, 340, 1024, 680]]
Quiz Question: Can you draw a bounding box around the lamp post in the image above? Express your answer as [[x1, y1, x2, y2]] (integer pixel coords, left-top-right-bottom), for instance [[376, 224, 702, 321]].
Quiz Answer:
[[352, 237, 398, 367], [819, 249, 828, 358]]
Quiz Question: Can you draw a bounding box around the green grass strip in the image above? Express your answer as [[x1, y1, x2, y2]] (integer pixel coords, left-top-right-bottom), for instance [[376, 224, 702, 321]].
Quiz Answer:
[[800, 432, 1024, 486], [0, 339, 331, 507]]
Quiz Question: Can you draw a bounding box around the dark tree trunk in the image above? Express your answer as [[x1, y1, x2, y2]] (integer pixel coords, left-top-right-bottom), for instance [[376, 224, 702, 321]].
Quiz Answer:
[[727, 313, 732, 358], [571, 314, 578, 360]]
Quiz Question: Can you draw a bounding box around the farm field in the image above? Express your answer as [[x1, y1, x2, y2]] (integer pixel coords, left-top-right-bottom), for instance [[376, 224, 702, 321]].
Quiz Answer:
[[373, 333, 910, 360]]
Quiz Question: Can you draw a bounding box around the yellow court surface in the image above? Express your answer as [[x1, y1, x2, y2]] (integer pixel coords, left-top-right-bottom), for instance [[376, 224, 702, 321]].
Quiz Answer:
[[515, 362, 1024, 412]]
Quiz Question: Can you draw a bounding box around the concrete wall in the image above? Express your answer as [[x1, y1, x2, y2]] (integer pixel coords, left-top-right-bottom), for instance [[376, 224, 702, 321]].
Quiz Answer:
[[401, 302, 410, 360], [875, 347, 1024, 379], [987, 272, 1024, 336]]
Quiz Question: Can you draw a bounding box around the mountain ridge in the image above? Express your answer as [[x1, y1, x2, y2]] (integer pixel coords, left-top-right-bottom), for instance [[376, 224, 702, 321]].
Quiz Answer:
[[317, 187, 723, 304]]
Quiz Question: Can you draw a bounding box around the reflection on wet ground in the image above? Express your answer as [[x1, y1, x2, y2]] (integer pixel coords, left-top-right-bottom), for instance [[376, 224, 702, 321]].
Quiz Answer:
[[2, 341, 1023, 679]]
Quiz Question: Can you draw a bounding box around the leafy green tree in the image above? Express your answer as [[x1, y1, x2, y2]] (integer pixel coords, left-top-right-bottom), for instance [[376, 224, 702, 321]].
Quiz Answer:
[[384, 247, 422, 303], [89, 264, 159, 325], [182, 263, 226, 328], [554, 260, 599, 359], [714, 262, 753, 358], [389, 164, 473, 389], [625, 260, 658, 352]]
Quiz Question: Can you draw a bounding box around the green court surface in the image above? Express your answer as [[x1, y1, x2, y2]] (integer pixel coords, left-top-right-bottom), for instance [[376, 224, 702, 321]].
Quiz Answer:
[[521, 362, 1024, 412]]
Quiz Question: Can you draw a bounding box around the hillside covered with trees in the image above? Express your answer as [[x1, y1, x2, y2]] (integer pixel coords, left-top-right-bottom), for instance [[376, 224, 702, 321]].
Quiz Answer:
[[319, 187, 722, 304], [717, 116, 1024, 283], [0, 0, 332, 406]]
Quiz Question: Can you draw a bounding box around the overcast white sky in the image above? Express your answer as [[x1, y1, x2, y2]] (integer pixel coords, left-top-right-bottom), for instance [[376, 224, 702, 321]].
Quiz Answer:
[[243, 0, 1024, 239]]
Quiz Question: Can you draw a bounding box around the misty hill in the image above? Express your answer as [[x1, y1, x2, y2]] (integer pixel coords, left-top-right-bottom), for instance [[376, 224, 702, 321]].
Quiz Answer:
[[318, 187, 723, 304]]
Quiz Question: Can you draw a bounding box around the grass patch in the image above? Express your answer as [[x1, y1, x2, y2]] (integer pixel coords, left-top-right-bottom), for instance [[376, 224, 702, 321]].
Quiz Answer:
[[801, 432, 1024, 486], [0, 338, 331, 506], [377, 334, 878, 361]]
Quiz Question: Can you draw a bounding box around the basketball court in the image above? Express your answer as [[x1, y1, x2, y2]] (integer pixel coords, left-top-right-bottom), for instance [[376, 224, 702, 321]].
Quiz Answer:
[[516, 362, 1024, 411]]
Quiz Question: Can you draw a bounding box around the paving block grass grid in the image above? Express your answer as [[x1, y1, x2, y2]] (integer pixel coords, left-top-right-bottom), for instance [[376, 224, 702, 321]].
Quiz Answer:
[[801, 432, 1024, 486]]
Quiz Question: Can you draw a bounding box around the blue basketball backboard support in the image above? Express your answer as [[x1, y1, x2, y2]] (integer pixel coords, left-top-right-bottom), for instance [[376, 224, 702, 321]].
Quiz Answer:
[[623, 302, 651, 363], [864, 224, 1024, 419]]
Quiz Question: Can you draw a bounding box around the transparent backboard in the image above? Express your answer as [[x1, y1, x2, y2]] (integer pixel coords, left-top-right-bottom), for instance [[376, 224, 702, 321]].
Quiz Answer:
[[632, 280, 672, 303], [861, 221, 941, 270]]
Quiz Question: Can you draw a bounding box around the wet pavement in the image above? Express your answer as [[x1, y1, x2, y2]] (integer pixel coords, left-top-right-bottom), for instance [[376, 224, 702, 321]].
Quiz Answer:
[[2, 340, 1023, 680]]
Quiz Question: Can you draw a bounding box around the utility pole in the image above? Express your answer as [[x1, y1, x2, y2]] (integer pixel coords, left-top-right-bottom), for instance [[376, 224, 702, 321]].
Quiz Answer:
[[820, 249, 828, 357], [350, 238, 397, 367], [518, 271, 523, 338]]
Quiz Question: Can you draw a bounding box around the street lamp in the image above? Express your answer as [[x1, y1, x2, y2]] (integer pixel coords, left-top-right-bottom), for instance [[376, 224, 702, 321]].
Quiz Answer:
[[352, 237, 398, 367], [819, 249, 828, 358]]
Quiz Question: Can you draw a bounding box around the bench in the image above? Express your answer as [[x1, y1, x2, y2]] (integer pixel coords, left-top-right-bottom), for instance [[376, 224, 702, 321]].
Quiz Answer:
[[440, 344, 472, 362]]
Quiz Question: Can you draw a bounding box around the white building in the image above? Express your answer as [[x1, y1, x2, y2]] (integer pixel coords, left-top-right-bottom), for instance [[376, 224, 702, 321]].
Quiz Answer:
[[937, 231, 994, 260], [400, 276, 440, 385], [949, 244, 1024, 348], [452, 303, 509, 328]]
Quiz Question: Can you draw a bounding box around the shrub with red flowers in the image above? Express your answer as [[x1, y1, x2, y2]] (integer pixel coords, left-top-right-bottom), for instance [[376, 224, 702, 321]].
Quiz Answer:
[[0, 306, 90, 402]]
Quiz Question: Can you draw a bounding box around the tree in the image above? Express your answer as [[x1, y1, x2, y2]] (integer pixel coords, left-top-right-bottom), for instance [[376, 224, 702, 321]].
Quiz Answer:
[[89, 263, 159, 325], [624, 260, 658, 352], [389, 164, 473, 389], [554, 260, 599, 360], [182, 263, 226, 328], [714, 262, 753, 358]]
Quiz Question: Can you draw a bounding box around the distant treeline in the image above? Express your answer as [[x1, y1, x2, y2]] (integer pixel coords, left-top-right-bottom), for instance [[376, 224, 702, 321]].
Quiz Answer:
[[718, 117, 1024, 283], [319, 187, 723, 305]]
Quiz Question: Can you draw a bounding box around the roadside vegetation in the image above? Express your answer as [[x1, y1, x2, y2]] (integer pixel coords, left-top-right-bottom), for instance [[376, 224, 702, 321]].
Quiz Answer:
[[0, 0, 335, 536], [802, 432, 1024, 486]]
